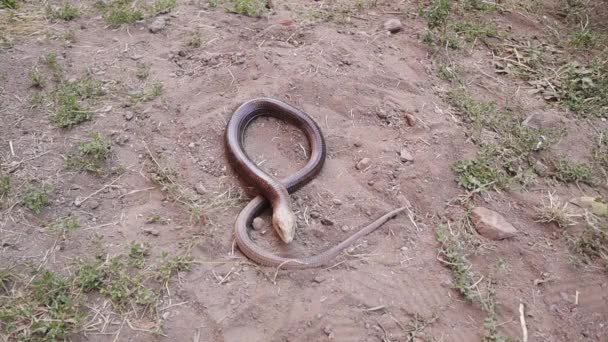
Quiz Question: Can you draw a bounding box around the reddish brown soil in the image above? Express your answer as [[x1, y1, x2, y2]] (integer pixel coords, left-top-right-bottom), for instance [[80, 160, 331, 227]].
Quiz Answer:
[[1, 1, 607, 341]]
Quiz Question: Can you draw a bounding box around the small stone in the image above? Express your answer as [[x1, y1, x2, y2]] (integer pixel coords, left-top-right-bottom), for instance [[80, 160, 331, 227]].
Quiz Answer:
[[310, 211, 321, 219], [252, 217, 264, 231], [471, 207, 518, 240], [142, 227, 160, 236], [178, 50, 186, 57], [148, 17, 167, 33], [313, 275, 325, 283], [188, 142, 196, 148], [130, 54, 143, 60], [101, 105, 113, 113], [332, 198, 342, 206], [87, 199, 100, 210], [533, 160, 549, 177], [384, 19, 403, 33], [376, 110, 388, 119], [341, 225, 349, 232], [194, 182, 206, 195], [356, 158, 371, 170], [124, 112, 134, 121], [321, 218, 334, 226], [399, 148, 414, 162], [354, 142, 362, 147], [404, 113, 416, 127], [324, 325, 333, 336]]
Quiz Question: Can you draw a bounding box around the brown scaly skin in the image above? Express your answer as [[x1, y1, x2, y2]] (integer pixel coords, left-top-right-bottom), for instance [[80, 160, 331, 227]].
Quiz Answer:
[[225, 98, 405, 268]]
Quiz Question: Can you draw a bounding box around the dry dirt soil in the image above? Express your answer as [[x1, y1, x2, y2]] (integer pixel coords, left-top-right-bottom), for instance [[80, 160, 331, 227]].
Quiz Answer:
[[1, 0, 608, 341]]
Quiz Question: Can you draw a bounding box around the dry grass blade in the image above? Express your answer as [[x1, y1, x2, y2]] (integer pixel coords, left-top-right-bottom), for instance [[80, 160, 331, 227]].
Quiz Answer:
[[535, 192, 579, 228]]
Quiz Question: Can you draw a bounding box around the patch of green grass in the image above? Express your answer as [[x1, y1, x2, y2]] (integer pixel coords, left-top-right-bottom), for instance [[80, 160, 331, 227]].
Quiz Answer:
[[101, 0, 144, 27], [152, 0, 176, 14], [592, 130, 608, 172], [559, 61, 608, 118], [554, 159, 595, 185], [569, 27, 596, 50], [74, 260, 105, 292], [0, 0, 17, 9], [29, 69, 45, 88], [453, 147, 509, 192], [0, 270, 84, 341], [436, 224, 475, 301], [43, 52, 61, 76], [208, 0, 219, 7], [459, 0, 495, 11], [50, 79, 104, 128], [226, 0, 267, 17], [66, 133, 111, 174], [156, 251, 193, 285], [423, 0, 451, 29], [438, 64, 459, 82], [48, 2, 80, 21], [49, 215, 80, 235], [22, 184, 53, 214], [450, 19, 497, 42], [447, 88, 496, 127], [0, 175, 10, 200], [575, 219, 608, 269], [128, 242, 148, 269], [130, 82, 163, 103]]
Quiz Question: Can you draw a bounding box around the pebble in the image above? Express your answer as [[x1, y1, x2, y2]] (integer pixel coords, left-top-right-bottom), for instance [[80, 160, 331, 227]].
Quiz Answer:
[[356, 158, 371, 170], [130, 54, 143, 61], [384, 19, 403, 33], [321, 218, 334, 226], [101, 105, 113, 113], [124, 112, 134, 121], [194, 182, 206, 195], [332, 198, 342, 206], [313, 275, 325, 283], [252, 217, 264, 231], [142, 227, 160, 237], [399, 148, 414, 162], [148, 17, 167, 33], [533, 160, 549, 177], [404, 113, 416, 127], [310, 211, 321, 219], [188, 142, 196, 148], [341, 225, 349, 232], [471, 207, 518, 240], [376, 110, 388, 119], [87, 199, 100, 210]]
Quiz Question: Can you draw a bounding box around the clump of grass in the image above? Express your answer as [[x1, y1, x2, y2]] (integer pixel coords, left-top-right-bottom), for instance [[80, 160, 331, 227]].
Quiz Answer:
[[207, 0, 219, 7], [436, 224, 475, 301], [128, 242, 148, 269], [187, 34, 202, 48], [423, 0, 451, 29], [156, 251, 192, 285], [438, 64, 459, 82], [592, 130, 608, 172], [22, 184, 53, 214], [535, 192, 578, 228], [453, 147, 509, 192], [460, 0, 495, 11], [47, 2, 80, 21], [43, 52, 61, 77], [0, 175, 10, 201], [450, 19, 497, 42], [151, 0, 176, 14], [29, 69, 46, 88], [135, 63, 150, 80], [575, 217, 608, 269], [554, 159, 595, 185], [447, 88, 496, 127], [49, 214, 80, 235], [569, 26, 596, 50], [0, 270, 85, 341], [50, 78, 104, 128], [101, 0, 144, 27], [130, 82, 163, 103], [0, 0, 17, 9], [226, 0, 268, 17], [559, 61, 608, 118], [66, 133, 112, 174]]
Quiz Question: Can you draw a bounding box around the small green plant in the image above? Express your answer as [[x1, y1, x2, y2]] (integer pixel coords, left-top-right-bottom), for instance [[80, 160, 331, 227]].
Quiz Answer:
[[187, 34, 202, 48], [75, 260, 105, 291], [208, 0, 219, 7], [453, 150, 509, 192], [156, 251, 193, 285], [43, 52, 61, 76], [102, 0, 144, 27], [569, 28, 596, 49], [226, 0, 267, 17], [450, 20, 497, 42], [48, 2, 80, 21], [0, 0, 17, 9], [593, 130, 608, 171], [554, 159, 595, 185], [423, 0, 451, 29], [50, 79, 104, 128], [66, 133, 112, 174], [22, 184, 53, 214], [447, 88, 496, 127], [438, 64, 458, 82], [0, 176, 10, 200], [459, 0, 495, 11], [436, 225, 475, 301], [63, 30, 77, 44], [575, 218, 608, 269], [128, 242, 148, 269], [29, 69, 45, 88], [130, 82, 163, 103], [560, 61, 608, 118], [135, 63, 150, 80], [152, 0, 176, 14], [49, 215, 80, 235]]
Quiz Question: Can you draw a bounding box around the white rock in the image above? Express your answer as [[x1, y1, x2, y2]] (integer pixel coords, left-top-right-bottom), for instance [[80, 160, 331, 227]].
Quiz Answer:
[[384, 19, 403, 33]]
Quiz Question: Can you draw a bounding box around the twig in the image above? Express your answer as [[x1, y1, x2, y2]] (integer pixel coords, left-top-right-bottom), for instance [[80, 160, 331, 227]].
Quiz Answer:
[[118, 187, 156, 199], [9, 141, 14, 156], [74, 173, 124, 207], [519, 303, 528, 342]]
